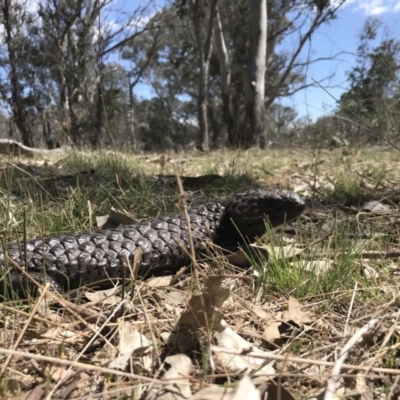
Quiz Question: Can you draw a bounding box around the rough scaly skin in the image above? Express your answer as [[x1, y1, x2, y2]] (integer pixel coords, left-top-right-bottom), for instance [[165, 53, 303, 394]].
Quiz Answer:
[[0, 189, 305, 292]]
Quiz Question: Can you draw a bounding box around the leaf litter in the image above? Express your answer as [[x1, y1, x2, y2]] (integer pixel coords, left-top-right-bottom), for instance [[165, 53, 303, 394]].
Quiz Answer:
[[4, 150, 400, 398]]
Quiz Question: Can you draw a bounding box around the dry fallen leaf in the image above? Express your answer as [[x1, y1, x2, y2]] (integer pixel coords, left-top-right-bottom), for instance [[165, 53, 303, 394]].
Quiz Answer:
[[108, 321, 153, 371], [263, 321, 282, 342], [281, 296, 313, 325], [41, 325, 84, 343], [227, 242, 303, 267], [96, 208, 136, 229], [262, 244, 304, 259], [213, 320, 275, 376], [360, 201, 391, 213], [57, 372, 94, 399], [163, 290, 188, 306], [299, 259, 334, 275], [363, 262, 380, 279], [190, 375, 260, 400], [356, 372, 374, 400], [84, 287, 122, 305], [256, 381, 296, 400], [178, 276, 275, 376], [230, 243, 304, 268], [144, 354, 192, 400], [178, 276, 229, 331], [145, 276, 174, 288], [251, 305, 270, 320], [263, 297, 315, 342], [9, 384, 46, 400], [49, 366, 69, 381]]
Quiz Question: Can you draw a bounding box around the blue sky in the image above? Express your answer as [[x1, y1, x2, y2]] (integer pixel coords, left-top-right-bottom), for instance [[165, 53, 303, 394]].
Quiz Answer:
[[112, 0, 400, 122], [283, 0, 400, 121]]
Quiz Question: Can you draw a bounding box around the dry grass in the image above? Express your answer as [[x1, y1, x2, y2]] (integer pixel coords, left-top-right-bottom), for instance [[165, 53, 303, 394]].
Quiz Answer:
[[1, 146, 400, 399]]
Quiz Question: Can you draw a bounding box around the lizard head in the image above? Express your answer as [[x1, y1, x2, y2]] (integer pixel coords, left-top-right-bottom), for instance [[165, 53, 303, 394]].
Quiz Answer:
[[217, 188, 306, 244]]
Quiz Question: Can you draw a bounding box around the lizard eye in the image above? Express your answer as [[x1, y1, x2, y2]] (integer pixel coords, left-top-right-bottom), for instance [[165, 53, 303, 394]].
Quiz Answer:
[[266, 199, 275, 207]]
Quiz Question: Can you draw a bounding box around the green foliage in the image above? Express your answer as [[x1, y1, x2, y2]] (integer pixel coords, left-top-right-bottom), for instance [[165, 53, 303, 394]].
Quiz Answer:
[[135, 98, 198, 151], [0, 0, 352, 150], [337, 18, 400, 145], [250, 221, 370, 300]]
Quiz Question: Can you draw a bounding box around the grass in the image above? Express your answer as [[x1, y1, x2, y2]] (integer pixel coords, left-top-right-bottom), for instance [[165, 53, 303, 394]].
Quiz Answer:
[[1, 147, 400, 398]]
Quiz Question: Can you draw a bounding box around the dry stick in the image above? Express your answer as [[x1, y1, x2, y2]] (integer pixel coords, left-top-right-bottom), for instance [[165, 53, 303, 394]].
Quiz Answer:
[[45, 299, 127, 400], [0, 155, 60, 204], [303, 231, 334, 251], [323, 318, 380, 400], [0, 283, 51, 378], [23, 206, 28, 294], [353, 250, 400, 259], [351, 298, 400, 324], [344, 281, 357, 336], [3, 253, 118, 347], [3, 252, 98, 318], [173, 167, 214, 377], [0, 348, 162, 384], [1, 251, 50, 293], [302, 249, 400, 260], [375, 310, 399, 350], [0, 303, 93, 335], [211, 342, 400, 375], [138, 291, 161, 360], [360, 311, 400, 378], [0, 346, 399, 386], [364, 343, 400, 371], [174, 167, 198, 271], [2, 288, 116, 335], [311, 77, 400, 152], [389, 375, 400, 399], [132, 247, 144, 284]]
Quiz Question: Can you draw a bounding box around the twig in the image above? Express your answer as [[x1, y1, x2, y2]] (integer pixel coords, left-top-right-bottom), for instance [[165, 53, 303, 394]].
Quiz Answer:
[[0, 347, 161, 383], [211, 340, 400, 375], [344, 281, 357, 336], [0, 283, 50, 378], [323, 318, 379, 400], [45, 299, 127, 399]]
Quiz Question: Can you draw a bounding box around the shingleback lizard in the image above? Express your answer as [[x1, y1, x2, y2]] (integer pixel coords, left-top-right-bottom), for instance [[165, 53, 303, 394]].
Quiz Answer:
[[0, 188, 306, 293]]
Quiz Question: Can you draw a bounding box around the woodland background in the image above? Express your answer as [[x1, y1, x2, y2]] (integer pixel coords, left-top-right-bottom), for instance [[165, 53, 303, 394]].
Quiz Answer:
[[0, 0, 398, 152]]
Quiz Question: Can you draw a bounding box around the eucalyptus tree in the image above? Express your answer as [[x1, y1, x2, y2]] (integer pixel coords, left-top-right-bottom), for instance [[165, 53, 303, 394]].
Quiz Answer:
[[214, 0, 346, 148], [0, 0, 35, 146], [140, 0, 346, 150], [126, 6, 204, 149], [337, 19, 400, 145], [0, 0, 159, 148], [34, 0, 105, 146]]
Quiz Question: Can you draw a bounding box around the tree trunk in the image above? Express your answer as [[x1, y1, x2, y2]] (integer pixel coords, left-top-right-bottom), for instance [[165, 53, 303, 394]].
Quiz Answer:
[[244, 0, 267, 149], [129, 83, 137, 150], [190, 0, 218, 152], [42, 110, 57, 149], [213, 5, 236, 146], [91, 77, 103, 149], [59, 63, 72, 141], [197, 66, 209, 151], [208, 102, 222, 148], [1, 0, 34, 147]]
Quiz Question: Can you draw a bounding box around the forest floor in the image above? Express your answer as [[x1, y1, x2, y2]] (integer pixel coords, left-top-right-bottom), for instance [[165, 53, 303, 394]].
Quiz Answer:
[[1, 146, 400, 399]]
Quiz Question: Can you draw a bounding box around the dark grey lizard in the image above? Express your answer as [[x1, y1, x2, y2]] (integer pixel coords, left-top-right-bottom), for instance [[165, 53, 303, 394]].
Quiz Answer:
[[0, 189, 305, 293]]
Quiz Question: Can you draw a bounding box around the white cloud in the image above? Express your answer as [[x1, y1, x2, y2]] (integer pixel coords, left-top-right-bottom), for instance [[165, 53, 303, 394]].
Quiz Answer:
[[357, 0, 387, 15], [344, 0, 400, 16], [26, 0, 40, 14]]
